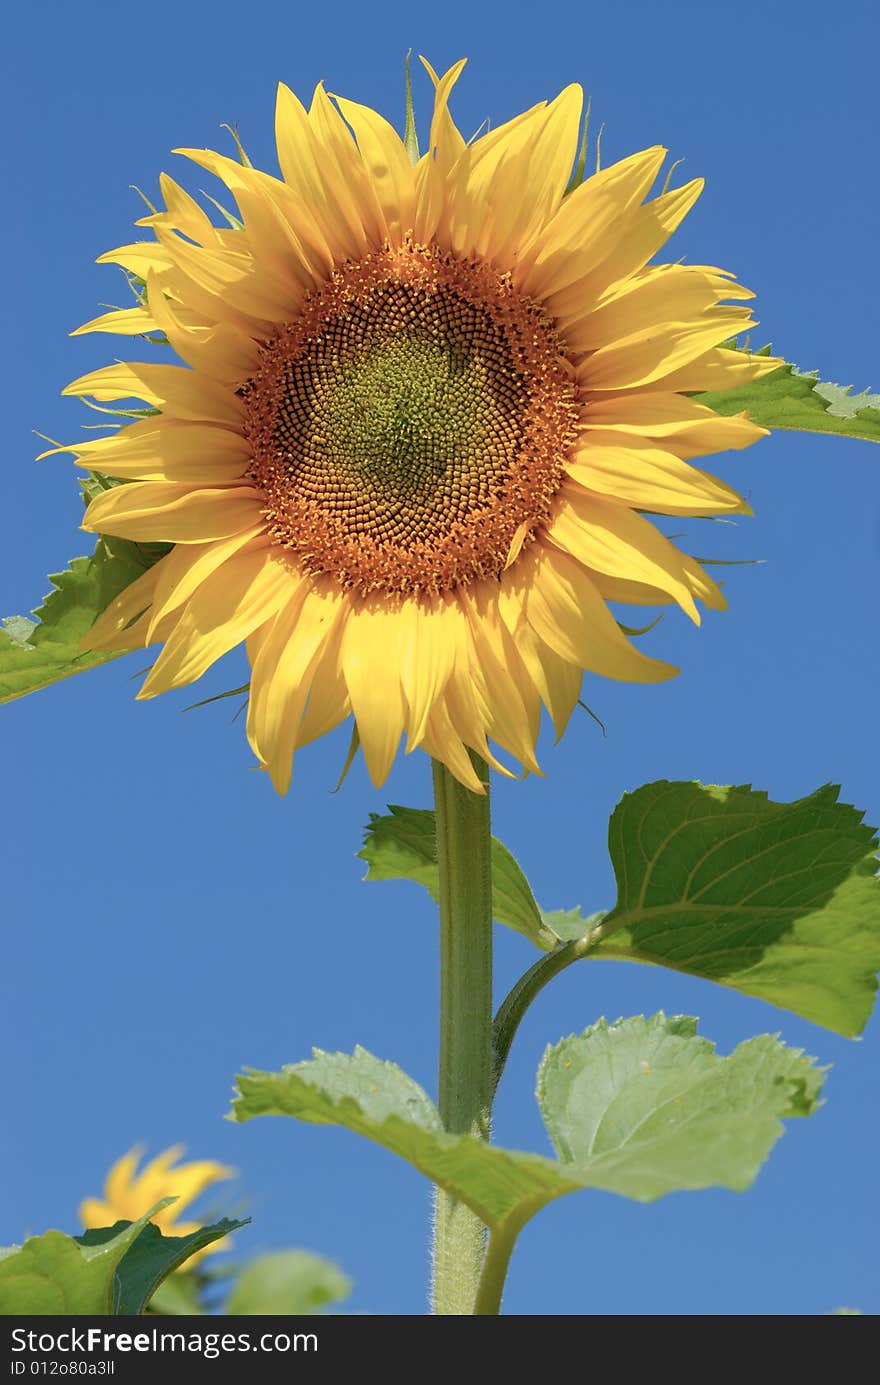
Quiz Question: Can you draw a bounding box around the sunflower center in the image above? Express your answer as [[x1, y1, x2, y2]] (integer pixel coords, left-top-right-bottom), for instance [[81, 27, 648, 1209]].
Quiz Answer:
[[243, 242, 577, 596]]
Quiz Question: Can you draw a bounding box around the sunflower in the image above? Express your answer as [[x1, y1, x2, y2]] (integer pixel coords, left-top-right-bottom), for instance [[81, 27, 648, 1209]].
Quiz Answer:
[[60, 59, 777, 793], [80, 1145, 234, 1262]]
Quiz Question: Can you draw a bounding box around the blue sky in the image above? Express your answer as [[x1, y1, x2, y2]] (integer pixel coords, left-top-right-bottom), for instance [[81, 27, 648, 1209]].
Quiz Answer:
[[3, 0, 878, 1315]]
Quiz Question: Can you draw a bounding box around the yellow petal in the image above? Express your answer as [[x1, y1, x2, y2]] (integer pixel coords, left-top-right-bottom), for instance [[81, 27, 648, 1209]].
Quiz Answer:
[[546, 485, 702, 621], [433, 609, 518, 778], [152, 225, 291, 327], [309, 83, 386, 249], [83, 482, 264, 544], [679, 555, 727, 612], [398, 596, 459, 748], [419, 56, 468, 160], [438, 103, 544, 256], [583, 568, 675, 606], [446, 86, 582, 264], [176, 146, 334, 281], [145, 272, 258, 384], [577, 309, 757, 390], [563, 264, 751, 352], [333, 94, 416, 243], [597, 560, 725, 613], [543, 178, 704, 319], [154, 262, 266, 341], [71, 305, 159, 338], [498, 587, 583, 739], [294, 620, 351, 749], [340, 604, 406, 786], [64, 363, 163, 406], [275, 82, 365, 264], [104, 1147, 147, 1208], [63, 361, 243, 425], [443, 658, 514, 779], [566, 434, 748, 515], [519, 146, 666, 298], [525, 547, 677, 682], [413, 58, 468, 243], [80, 607, 153, 654], [585, 556, 725, 611], [580, 391, 767, 458], [489, 84, 583, 261], [130, 1147, 186, 1210], [246, 582, 345, 794], [232, 182, 317, 298], [150, 1157, 234, 1218], [642, 345, 784, 393], [139, 547, 293, 696], [147, 528, 268, 637], [96, 241, 175, 277], [143, 172, 220, 245], [418, 700, 485, 792], [181, 154, 320, 285], [79, 1198, 113, 1228], [79, 564, 163, 653], [464, 588, 542, 776], [532, 638, 583, 741], [72, 418, 251, 483]]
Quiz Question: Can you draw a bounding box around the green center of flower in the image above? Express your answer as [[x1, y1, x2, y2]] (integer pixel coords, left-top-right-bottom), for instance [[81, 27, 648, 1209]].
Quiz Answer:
[[243, 242, 577, 597], [274, 286, 527, 543]]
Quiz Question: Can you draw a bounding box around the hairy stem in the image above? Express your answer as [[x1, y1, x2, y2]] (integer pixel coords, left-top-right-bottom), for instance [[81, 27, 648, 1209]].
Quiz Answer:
[[430, 755, 493, 1316]]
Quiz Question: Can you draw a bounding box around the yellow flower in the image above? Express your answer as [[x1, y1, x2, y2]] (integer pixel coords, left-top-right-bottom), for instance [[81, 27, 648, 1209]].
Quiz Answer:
[[80, 1146, 235, 1260], [62, 59, 778, 793]]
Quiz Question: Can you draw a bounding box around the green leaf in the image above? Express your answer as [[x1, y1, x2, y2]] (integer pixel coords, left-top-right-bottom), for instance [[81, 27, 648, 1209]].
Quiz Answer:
[[0, 535, 167, 703], [541, 907, 608, 943], [375, 785, 879, 1044], [78, 1216, 246, 1314], [537, 1015, 824, 1200], [2, 616, 37, 646], [0, 1204, 169, 1315], [226, 1251, 351, 1315], [232, 1023, 821, 1235], [581, 782, 880, 1036], [233, 1047, 578, 1229], [359, 806, 557, 949], [697, 359, 880, 443]]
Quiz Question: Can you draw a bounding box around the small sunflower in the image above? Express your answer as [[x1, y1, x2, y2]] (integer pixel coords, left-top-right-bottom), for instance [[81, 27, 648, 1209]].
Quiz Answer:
[[61, 60, 777, 793], [80, 1145, 235, 1261]]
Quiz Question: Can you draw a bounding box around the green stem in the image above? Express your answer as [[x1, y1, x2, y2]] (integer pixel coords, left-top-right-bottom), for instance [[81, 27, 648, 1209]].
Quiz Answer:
[[492, 925, 606, 1098], [430, 755, 493, 1316], [473, 1214, 530, 1316]]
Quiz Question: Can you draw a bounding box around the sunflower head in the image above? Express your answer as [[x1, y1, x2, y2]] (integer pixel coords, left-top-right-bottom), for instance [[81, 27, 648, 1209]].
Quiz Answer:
[[80, 1145, 235, 1262], [61, 58, 779, 793]]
